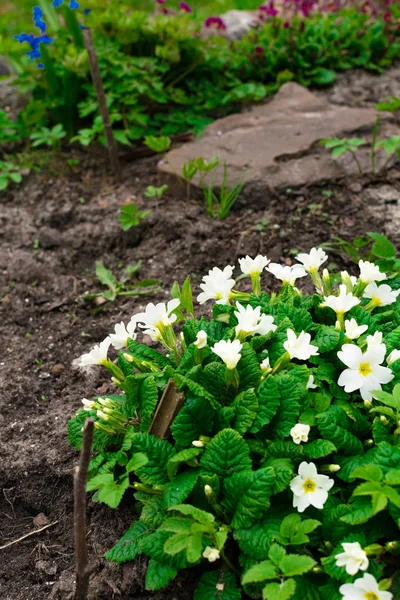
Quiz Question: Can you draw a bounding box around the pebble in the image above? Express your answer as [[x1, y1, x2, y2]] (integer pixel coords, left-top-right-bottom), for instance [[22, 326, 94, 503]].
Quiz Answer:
[[51, 364, 65, 377]]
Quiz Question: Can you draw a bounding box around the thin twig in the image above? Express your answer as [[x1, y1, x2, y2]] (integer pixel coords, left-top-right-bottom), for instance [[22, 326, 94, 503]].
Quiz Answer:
[[351, 151, 363, 176], [74, 418, 94, 600], [82, 29, 121, 181], [0, 521, 59, 551]]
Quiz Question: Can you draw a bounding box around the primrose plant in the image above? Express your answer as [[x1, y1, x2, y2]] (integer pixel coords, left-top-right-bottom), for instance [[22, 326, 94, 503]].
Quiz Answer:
[[69, 244, 400, 599]]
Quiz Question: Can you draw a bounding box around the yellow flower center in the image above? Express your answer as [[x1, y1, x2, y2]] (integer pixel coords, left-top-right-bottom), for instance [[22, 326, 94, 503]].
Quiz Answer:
[[302, 478, 317, 494], [359, 362, 373, 377], [364, 593, 379, 600], [216, 292, 223, 300], [372, 296, 382, 306]]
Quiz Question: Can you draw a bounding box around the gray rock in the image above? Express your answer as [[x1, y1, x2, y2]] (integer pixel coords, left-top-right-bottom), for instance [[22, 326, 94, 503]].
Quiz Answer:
[[159, 82, 400, 197], [0, 56, 11, 76]]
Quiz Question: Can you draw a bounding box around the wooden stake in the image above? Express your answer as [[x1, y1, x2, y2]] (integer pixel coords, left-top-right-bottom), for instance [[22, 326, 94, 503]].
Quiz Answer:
[[74, 418, 95, 600], [82, 29, 121, 181], [149, 379, 185, 439]]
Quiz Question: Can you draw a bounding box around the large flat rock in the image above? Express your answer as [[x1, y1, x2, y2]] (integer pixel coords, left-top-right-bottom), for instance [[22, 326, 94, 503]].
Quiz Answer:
[[158, 82, 392, 192]]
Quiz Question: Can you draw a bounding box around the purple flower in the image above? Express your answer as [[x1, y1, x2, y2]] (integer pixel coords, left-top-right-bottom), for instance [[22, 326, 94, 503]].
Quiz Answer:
[[52, 0, 64, 6], [156, 0, 166, 4], [259, 1, 278, 17], [69, 0, 80, 8], [383, 11, 391, 20], [284, 20, 290, 28], [204, 16, 226, 30], [33, 6, 46, 32], [255, 45, 264, 54], [179, 1, 192, 12]]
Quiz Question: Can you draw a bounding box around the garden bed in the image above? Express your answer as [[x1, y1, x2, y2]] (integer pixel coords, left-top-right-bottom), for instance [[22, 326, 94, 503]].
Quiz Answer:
[[1, 69, 400, 599]]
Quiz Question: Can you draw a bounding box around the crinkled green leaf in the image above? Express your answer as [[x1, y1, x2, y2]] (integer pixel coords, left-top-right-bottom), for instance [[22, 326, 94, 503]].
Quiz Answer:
[[303, 439, 337, 459], [232, 388, 259, 434], [105, 521, 149, 563], [162, 470, 199, 508], [251, 375, 280, 433], [145, 558, 178, 591], [171, 393, 214, 449], [132, 433, 176, 485], [242, 560, 277, 584], [200, 429, 252, 480], [263, 579, 296, 600], [194, 570, 242, 600]]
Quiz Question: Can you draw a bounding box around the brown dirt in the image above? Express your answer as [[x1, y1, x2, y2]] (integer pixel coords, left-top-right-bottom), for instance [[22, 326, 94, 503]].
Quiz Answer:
[[1, 69, 400, 599]]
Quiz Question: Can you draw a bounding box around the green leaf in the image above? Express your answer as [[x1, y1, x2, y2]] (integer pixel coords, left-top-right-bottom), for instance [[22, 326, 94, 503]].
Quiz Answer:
[[125, 452, 148, 474], [168, 504, 215, 524], [314, 326, 343, 353], [132, 433, 176, 485], [139, 376, 159, 432], [234, 512, 283, 560], [164, 532, 189, 555], [95, 261, 118, 300], [242, 560, 277, 584], [367, 232, 396, 259], [279, 554, 316, 577], [186, 532, 203, 563], [228, 468, 276, 529], [162, 470, 199, 508], [237, 342, 261, 390], [105, 521, 149, 563], [145, 558, 177, 591], [263, 579, 296, 600], [232, 389, 259, 434], [351, 464, 383, 482], [140, 531, 188, 569], [303, 439, 337, 459], [271, 372, 301, 438], [268, 543, 286, 566], [167, 447, 202, 478], [200, 429, 252, 480], [251, 375, 280, 433], [171, 394, 214, 449], [280, 514, 301, 538], [317, 406, 363, 455], [194, 570, 242, 600], [97, 476, 130, 508]]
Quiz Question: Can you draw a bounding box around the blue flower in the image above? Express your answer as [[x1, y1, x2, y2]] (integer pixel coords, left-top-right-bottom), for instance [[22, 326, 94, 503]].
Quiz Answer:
[[14, 32, 54, 62], [52, 0, 64, 6], [84, 8, 91, 14], [33, 6, 46, 32], [69, 0, 80, 8]]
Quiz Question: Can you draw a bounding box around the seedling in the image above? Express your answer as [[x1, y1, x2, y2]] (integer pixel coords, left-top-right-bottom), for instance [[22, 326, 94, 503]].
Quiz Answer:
[[0, 161, 24, 191], [30, 124, 66, 151], [144, 184, 168, 199], [118, 203, 150, 231], [83, 261, 161, 304], [203, 163, 245, 219]]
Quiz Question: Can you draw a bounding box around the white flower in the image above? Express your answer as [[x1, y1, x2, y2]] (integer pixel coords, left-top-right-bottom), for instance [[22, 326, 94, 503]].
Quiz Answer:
[[387, 349, 400, 365], [260, 357, 271, 371], [290, 462, 334, 512], [197, 266, 235, 305], [367, 331, 384, 349], [192, 440, 204, 448], [109, 319, 137, 350], [359, 259, 386, 284], [364, 282, 398, 307], [337, 343, 394, 401], [345, 318, 368, 340], [322, 284, 360, 315], [211, 339, 242, 370], [143, 328, 162, 342], [296, 247, 328, 271], [283, 329, 319, 361], [81, 398, 96, 410], [239, 254, 270, 275], [290, 423, 310, 444], [339, 573, 392, 600], [203, 547, 220, 562], [307, 375, 317, 389], [267, 263, 307, 285], [135, 299, 180, 331], [194, 330, 208, 349], [335, 542, 369, 575], [79, 337, 111, 366], [234, 302, 277, 338]]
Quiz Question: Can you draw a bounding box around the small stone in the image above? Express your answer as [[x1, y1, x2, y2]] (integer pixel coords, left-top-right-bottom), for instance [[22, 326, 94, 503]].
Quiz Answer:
[[348, 181, 362, 193], [51, 364, 65, 377], [36, 560, 57, 576], [33, 512, 50, 527]]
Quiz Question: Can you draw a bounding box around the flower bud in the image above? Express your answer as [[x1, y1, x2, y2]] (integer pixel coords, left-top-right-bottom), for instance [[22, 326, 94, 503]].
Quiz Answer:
[[380, 415, 389, 425], [364, 439, 374, 447], [123, 353, 134, 362], [192, 440, 204, 448], [364, 543, 385, 556], [364, 399, 373, 408], [320, 464, 341, 473], [386, 541, 400, 554], [204, 485, 213, 496], [322, 268, 332, 295]]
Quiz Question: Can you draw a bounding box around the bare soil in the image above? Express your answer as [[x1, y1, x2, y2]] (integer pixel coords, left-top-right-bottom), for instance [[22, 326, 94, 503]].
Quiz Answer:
[[1, 68, 400, 599]]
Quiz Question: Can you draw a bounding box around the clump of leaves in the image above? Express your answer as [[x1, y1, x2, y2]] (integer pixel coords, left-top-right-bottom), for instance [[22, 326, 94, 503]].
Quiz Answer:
[[30, 123, 66, 150], [119, 203, 150, 231], [0, 160, 24, 191], [203, 163, 246, 219], [144, 184, 168, 199], [69, 239, 400, 599], [83, 261, 160, 304]]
